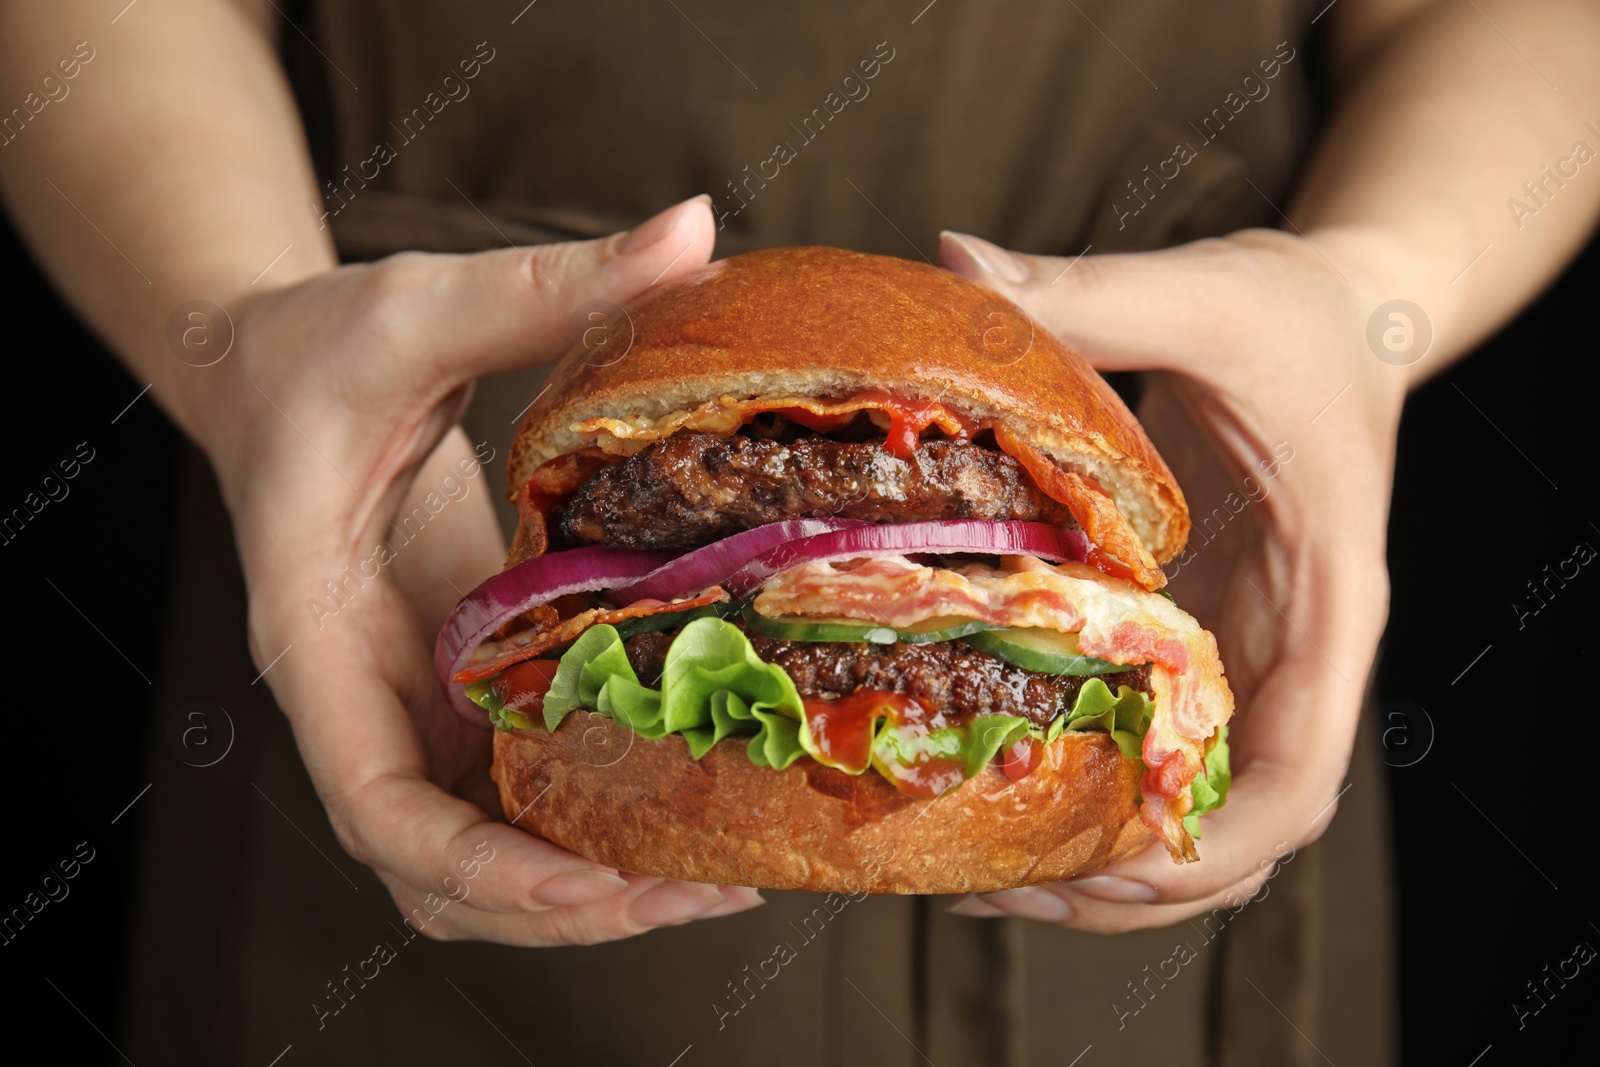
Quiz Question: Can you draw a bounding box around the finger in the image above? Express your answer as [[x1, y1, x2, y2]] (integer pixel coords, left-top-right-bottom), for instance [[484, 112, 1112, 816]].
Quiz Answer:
[[385, 872, 764, 947], [274, 606, 639, 915], [936, 229, 1318, 374], [415, 194, 718, 382], [946, 894, 1009, 919], [974, 850, 1299, 934], [384, 425, 506, 639]]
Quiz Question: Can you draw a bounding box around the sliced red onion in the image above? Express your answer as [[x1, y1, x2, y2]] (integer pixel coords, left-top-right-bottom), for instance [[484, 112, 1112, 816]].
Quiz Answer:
[[609, 517, 866, 605], [434, 546, 674, 723], [726, 520, 1090, 597]]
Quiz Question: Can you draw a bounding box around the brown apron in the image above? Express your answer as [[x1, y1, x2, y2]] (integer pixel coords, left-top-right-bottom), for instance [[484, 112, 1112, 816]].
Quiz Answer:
[[123, 3, 1395, 1063]]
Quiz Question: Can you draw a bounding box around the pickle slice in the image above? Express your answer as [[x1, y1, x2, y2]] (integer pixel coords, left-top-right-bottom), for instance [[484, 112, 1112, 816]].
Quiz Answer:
[[741, 604, 897, 643], [963, 628, 1130, 676], [892, 616, 1001, 644], [740, 604, 999, 645]]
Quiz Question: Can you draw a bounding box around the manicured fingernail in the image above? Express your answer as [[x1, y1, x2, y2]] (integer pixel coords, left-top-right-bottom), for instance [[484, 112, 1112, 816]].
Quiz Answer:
[[629, 881, 727, 926], [948, 895, 1008, 918], [617, 196, 708, 254], [940, 231, 1030, 284], [982, 886, 1073, 922], [531, 869, 630, 907], [1066, 876, 1160, 903], [702, 886, 766, 917]]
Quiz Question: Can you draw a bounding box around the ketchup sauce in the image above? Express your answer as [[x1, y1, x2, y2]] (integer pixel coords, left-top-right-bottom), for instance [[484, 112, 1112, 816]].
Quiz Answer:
[[803, 689, 1034, 798]]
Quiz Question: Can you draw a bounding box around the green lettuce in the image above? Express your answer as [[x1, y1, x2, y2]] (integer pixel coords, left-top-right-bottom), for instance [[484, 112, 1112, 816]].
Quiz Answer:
[[869, 715, 1031, 782], [1042, 677, 1154, 756], [466, 678, 535, 731], [1183, 726, 1231, 838], [542, 617, 808, 765]]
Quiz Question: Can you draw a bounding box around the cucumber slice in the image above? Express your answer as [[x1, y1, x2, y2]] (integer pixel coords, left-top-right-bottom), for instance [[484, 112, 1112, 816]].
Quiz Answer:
[[612, 600, 741, 641], [892, 616, 1001, 644], [964, 628, 1130, 676], [741, 603, 898, 643]]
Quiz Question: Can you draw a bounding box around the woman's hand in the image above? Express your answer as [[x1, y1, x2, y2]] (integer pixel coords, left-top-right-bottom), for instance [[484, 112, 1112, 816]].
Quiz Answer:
[[939, 228, 1405, 932], [200, 196, 763, 944]]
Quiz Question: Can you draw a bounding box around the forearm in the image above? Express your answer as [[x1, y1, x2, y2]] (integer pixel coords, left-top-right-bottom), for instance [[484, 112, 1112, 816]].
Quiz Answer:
[[1292, 0, 1600, 385], [0, 0, 336, 444]]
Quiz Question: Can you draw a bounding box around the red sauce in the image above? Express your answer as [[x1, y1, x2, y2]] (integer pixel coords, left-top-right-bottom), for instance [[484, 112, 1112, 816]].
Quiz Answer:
[[1001, 735, 1045, 781], [491, 660, 561, 713], [803, 689, 995, 798], [775, 392, 977, 458], [802, 690, 921, 774], [867, 391, 972, 458]]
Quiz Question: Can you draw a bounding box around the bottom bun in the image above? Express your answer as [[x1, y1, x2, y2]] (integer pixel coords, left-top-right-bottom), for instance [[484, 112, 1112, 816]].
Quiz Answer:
[[493, 713, 1152, 894]]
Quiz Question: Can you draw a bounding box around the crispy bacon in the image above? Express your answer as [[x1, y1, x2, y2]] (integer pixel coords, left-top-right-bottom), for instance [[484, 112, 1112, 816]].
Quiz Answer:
[[990, 424, 1164, 591], [753, 552, 1231, 859], [511, 448, 618, 561], [452, 587, 730, 684], [571, 392, 974, 459]]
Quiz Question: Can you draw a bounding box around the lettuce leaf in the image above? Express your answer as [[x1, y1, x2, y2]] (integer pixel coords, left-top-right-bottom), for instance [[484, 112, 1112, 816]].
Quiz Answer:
[[542, 617, 808, 765], [870, 714, 1030, 783], [465, 678, 537, 731], [1042, 677, 1154, 757], [1183, 726, 1231, 838]]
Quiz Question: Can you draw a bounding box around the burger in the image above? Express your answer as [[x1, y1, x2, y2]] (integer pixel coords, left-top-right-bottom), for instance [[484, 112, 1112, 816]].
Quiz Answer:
[[436, 246, 1233, 894]]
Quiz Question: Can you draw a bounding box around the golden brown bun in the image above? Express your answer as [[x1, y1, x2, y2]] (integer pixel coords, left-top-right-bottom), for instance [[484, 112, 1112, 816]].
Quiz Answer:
[[493, 713, 1153, 893], [509, 247, 1188, 563]]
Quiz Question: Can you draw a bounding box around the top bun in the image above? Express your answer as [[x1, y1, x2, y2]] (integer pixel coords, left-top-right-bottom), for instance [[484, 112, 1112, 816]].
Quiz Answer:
[[510, 247, 1188, 563]]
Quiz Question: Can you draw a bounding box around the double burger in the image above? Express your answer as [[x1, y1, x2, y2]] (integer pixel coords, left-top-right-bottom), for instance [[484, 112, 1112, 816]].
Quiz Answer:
[[436, 247, 1233, 894]]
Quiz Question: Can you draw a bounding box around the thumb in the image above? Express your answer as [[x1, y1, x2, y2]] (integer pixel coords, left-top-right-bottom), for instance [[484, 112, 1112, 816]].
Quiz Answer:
[[437, 195, 717, 381], [937, 230, 1199, 374]]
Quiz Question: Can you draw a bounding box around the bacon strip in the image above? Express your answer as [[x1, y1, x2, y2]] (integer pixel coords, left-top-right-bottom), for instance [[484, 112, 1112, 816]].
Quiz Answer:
[[990, 424, 1164, 591], [452, 587, 730, 684], [571, 392, 974, 458]]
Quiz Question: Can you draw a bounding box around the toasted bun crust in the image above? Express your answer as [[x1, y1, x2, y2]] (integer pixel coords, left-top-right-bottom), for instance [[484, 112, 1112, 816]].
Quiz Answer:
[[509, 247, 1188, 563], [493, 713, 1153, 893]]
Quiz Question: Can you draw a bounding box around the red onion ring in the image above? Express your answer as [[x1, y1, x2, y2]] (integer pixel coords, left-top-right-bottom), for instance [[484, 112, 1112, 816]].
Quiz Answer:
[[610, 517, 865, 605], [726, 520, 1090, 597], [434, 546, 674, 723]]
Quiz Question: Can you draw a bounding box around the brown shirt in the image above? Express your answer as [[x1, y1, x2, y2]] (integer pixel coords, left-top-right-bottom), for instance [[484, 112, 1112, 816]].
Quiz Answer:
[[310, 0, 1314, 262]]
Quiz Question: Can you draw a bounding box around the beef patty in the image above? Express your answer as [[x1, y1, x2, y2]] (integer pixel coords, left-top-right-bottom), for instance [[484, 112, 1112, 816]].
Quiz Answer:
[[559, 432, 1074, 550], [623, 627, 1151, 730]]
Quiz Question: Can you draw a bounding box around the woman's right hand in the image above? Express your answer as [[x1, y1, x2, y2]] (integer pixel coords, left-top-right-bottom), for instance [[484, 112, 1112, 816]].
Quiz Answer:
[[202, 196, 764, 944]]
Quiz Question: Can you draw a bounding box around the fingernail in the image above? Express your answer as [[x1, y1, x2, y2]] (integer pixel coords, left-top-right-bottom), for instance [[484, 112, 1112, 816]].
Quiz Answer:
[[940, 231, 1031, 284], [629, 881, 727, 926], [530, 869, 630, 907], [702, 886, 766, 917], [948, 895, 1009, 919], [982, 886, 1073, 922], [617, 196, 708, 255], [1066, 876, 1160, 903]]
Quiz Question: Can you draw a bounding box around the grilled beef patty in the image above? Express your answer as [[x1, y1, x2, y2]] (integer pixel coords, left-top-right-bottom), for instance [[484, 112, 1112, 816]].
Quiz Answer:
[[622, 627, 1151, 730], [559, 432, 1075, 550]]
